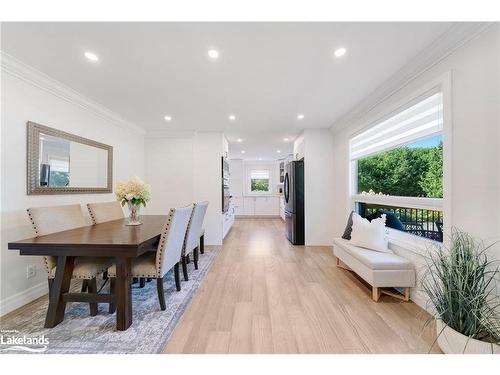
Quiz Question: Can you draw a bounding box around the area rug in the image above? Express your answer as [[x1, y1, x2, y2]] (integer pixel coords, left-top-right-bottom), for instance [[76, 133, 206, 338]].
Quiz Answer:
[[0, 249, 218, 354]]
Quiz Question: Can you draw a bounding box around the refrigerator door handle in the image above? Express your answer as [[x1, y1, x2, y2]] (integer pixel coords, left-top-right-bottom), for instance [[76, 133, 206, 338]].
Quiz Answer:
[[284, 172, 289, 203]]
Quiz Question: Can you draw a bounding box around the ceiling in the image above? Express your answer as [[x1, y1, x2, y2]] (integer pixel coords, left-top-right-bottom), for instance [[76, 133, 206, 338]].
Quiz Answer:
[[1, 22, 453, 160]]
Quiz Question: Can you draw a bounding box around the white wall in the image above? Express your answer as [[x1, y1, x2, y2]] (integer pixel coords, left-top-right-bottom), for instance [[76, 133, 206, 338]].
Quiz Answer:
[[330, 25, 500, 307], [293, 133, 304, 161], [144, 136, 195, 215], [303, 129, 335, 246], [144, 132, 224, 246], [0, 72, 145, 316], [193, 132, 224, 245]]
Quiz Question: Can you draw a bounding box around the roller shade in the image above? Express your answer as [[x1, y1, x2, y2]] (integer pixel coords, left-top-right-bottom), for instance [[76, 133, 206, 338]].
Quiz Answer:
[[250, 170, 270, 179], [350, 91, 443, 161]]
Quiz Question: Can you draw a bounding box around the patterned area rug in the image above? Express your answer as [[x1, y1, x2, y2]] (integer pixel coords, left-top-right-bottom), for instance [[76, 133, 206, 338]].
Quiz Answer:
[[0, 249, 217, 354]]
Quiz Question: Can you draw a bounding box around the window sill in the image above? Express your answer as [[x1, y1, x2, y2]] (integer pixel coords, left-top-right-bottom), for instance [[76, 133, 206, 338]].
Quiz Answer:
[[352, 194, 443, 211], [387, 228, 441, 257]]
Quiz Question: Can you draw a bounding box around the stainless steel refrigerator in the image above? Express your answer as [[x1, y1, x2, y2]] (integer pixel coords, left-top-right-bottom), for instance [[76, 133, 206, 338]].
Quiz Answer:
[[284, 160, 304, 245]]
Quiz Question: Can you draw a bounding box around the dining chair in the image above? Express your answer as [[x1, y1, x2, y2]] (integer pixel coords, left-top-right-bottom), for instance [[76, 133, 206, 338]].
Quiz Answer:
[[108, 204, 194, 311], [180, 201, 209, 281], [87, 201, 151, 287], [27, 204, 111, 316], [86, 201, 124, 224]]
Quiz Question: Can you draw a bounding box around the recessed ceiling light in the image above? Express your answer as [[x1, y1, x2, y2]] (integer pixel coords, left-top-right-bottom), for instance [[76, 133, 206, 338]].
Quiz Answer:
[[277, 150, 281, 153], [164, 115, 172, 122], [229, 115, 236, 121], [258, 157, 262, 161], [236, 138, 242, 143], [283, 138, 289, 142], [297, 114, 305, 120], [334, 47, 347, 58], [241, 150, 246, 154], [208, 49, 219, 59], [84, 51, 99, 62]]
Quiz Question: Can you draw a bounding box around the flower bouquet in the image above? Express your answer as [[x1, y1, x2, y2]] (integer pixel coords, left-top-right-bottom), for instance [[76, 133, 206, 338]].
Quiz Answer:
[[115, 176, 151, 225]]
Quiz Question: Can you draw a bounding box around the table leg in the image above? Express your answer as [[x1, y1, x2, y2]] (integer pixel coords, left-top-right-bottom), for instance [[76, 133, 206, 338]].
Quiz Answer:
[[115, 257, 132, 330], [44, 256, 75, 328]]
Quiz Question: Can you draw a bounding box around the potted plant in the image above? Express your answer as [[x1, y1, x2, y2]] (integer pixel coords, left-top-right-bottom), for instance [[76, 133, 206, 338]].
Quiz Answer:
[[115, 176, 151, 226], [422, 228, 500, 353]]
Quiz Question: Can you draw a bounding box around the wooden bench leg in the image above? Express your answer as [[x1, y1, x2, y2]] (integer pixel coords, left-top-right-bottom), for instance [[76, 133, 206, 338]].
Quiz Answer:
[[403, 287, 410, 302], [372, 287, 381, 302]]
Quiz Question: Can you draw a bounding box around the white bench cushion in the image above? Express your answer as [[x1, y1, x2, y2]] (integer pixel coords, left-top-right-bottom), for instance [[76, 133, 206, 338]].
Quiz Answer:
[[333, 237, 415, 288], [333, 238, 412, 270]]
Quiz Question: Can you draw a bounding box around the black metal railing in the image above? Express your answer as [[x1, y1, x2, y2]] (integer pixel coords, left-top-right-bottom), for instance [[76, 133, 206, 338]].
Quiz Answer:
[[358, 202, 443, 242]]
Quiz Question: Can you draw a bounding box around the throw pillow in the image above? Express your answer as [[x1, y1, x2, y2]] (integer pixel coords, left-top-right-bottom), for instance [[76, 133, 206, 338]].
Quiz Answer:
[[350, 212, 391, 253], [341, 211, 354, 240]]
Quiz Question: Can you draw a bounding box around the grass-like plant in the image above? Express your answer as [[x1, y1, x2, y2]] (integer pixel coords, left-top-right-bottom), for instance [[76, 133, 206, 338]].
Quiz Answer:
[[422, 228, 500, 344]]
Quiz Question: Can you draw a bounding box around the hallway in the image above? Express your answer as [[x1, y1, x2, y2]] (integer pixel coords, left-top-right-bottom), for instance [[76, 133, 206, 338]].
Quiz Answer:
[[165, 218, 439, 353]]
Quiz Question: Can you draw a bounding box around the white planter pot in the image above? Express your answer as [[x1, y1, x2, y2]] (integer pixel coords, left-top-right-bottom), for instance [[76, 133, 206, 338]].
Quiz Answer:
[[436, 320, 500, 354]]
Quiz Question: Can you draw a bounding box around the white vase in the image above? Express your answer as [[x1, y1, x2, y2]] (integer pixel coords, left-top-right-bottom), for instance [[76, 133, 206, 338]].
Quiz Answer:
[[436, 319, 500, 354], [126, 202, 142, 226]]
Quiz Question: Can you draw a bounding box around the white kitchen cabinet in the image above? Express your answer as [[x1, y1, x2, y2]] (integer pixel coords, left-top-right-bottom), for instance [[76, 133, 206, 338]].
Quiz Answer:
[[254, 196, 279, 215], [223, 203, 235, 239], [231, 196, 244, 216], [242, 196, 279, 216], [279, 196, 285, 221], [243, 196, 255, 215]]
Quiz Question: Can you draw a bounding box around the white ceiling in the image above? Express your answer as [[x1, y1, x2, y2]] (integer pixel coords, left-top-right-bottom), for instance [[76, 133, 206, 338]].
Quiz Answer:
[[1, 22, 453, 160]]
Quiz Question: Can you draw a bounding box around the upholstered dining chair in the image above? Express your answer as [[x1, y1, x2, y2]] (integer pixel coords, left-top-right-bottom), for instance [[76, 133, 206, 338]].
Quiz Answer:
[[180, 201, 209, 281], [87, 200, 148, 287], [108, 204, 194, 311], [27, 204, 111, 316], [86, 201, 124, 224]]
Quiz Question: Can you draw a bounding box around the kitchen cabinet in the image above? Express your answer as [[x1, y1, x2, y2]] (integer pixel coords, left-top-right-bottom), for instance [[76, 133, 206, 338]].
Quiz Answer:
[[223, 203, 235, 239], [255, 196, 279, 215], [243, 196, 255, 215], [242, 196, 279, 216], [279, 196, 285, 221], [231, 196, 244, 216]]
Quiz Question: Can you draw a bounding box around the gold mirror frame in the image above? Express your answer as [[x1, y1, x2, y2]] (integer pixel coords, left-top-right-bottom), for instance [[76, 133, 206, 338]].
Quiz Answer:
[[27, 121, 113, 195]]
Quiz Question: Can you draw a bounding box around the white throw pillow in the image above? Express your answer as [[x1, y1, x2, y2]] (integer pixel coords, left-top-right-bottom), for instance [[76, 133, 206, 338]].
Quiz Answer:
[[349, 212, 392, 253]]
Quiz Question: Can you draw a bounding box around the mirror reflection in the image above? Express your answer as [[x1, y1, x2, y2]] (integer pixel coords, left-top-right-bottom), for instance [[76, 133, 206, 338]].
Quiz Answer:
[[38, 133, 108, 188]]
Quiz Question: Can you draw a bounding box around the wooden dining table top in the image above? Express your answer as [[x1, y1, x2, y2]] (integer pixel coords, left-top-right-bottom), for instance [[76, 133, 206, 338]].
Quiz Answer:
[[8, 215, 168, 258]]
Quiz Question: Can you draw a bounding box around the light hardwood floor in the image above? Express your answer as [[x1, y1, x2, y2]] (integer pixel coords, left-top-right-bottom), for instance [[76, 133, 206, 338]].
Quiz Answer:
[[165, 218, 440, 354]]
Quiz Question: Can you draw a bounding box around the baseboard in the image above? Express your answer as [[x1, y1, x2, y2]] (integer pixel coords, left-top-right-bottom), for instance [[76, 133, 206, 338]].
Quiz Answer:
[[0, 281, 48, 317], [410, 288, 431, 313]]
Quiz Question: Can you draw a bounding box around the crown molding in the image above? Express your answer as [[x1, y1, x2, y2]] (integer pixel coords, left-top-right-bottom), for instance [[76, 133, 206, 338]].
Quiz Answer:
[[330, 22, 495, 135], [0, 51, 146, 135]]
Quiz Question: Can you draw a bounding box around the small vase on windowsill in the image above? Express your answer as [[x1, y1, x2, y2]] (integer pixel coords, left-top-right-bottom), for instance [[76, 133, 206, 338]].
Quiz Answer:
[[127, 202, 142, 226]]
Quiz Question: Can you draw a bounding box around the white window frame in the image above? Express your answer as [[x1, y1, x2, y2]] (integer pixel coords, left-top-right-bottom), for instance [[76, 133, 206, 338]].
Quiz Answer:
[[348, 72, 453, 247], [247, 168, 272, 195]]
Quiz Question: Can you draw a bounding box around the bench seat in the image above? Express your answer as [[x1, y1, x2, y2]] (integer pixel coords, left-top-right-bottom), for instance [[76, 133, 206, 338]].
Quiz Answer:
[[333, 237, 415, 301]]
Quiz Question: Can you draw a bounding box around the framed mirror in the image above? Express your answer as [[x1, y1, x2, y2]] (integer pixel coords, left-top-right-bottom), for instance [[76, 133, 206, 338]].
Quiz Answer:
[[27, 122, 113, 195]]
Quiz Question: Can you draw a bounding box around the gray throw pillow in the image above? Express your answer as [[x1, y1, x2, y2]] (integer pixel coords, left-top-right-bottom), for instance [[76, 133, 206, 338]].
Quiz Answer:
[[342, 211, 354, 240]]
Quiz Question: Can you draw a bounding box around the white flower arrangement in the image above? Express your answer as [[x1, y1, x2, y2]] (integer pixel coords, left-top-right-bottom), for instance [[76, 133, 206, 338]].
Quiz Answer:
[[115, 176, 151, 207], [360, 189, 386, 196]]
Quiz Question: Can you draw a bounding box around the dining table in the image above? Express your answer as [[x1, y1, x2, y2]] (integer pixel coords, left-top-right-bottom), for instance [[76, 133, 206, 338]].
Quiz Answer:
[[8, 215, 167, 331]]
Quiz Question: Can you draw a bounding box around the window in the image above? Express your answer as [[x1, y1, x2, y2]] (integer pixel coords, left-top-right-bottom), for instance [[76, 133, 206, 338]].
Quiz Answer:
[[250, 169, 270, 193], [350, 89, 444, 242], [48, 157, 70, 187]]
